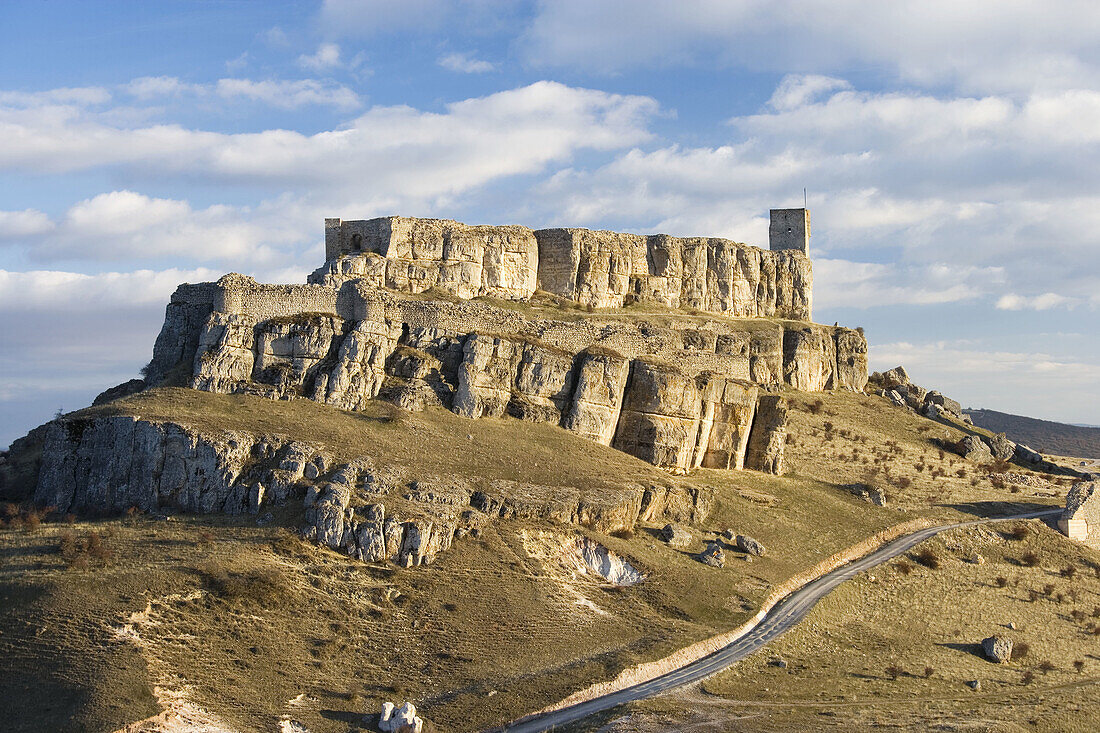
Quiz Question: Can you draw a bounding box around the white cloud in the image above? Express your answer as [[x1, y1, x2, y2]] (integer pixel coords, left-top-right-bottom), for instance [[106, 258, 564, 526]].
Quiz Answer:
[[768, 74, 851, 111], [0, 267, 222, 309], [260, 26, 290, 47], [298, 42, 344, 71], [0, 81, 657, 196], [125, 76, 195, 99], [995, 293, 1078, 311], [520, 1, 1100, 94], [214, 77, 361, 110], [438, 52, 496, 73], [0, 87, 111, 107], [0, 209, 54, 239]]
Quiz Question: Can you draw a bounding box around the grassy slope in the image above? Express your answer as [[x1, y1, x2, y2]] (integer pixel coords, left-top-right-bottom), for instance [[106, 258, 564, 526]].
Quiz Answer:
[[619, 520, 1100, 733], [0, 387, 1076, 732], [967, 407, 1100, 460]]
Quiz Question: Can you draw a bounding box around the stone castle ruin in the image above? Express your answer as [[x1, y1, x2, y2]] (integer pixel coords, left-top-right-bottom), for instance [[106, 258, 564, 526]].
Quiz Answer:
[[143, 209, 867, 475]]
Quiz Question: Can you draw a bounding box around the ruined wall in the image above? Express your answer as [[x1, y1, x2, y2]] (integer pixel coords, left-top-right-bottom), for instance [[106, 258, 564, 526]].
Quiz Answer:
[[317, 216, 538, 300], [315, 216, 812, 320]]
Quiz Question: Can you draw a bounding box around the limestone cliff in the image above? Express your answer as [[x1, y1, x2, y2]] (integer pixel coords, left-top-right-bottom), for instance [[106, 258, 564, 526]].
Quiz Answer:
[[31, 412, 714, 566]]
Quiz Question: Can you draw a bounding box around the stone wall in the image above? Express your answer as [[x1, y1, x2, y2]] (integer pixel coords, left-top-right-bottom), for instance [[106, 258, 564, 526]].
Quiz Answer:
[[158, 285, 869, 474], [315, 216, 812, 320]]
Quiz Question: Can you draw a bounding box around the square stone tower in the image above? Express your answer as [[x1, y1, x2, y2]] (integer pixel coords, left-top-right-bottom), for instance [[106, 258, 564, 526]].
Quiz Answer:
[[769, 208, 810, 254]]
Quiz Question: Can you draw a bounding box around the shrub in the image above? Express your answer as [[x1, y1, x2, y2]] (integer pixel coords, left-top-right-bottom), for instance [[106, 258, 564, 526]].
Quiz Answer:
[[1009, 525, 1029, 541], [610, 529, 634, 540], [807, 399, 825, 415], [995, 576, 1008, 588], [1093, 606, 1100, 618], [894, 477, 912, 490], [914, 548, 940, 570], [1021, 551, 1040, 567], [1011, 642, 1030, 661], [198, 562, 286, 604], [59, 529, 113, 569], [884, 665, 903, 680], [1042, 583, 1055, 596], [955, 468, 967, 478], [23, 511, 41, 531], [923, 666, 934, 678], [1060, 565, 1077, 579], [1038, 660, 1055, 674], [1021, 670, 1035, 685], [1075, 660, 1085, 673], [896, 561, 914, 576]]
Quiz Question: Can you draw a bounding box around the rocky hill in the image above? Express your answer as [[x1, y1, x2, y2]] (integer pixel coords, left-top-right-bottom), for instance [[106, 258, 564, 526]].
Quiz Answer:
[[966, 407, 1100, 459]]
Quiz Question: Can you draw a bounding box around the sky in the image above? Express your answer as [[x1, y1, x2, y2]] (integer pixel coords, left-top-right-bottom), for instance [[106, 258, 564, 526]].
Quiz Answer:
[[1, 0, 1098, 447]]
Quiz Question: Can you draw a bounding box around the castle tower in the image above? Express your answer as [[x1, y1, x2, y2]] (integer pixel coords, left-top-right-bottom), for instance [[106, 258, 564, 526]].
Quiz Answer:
[[769, 208, 810, 255]]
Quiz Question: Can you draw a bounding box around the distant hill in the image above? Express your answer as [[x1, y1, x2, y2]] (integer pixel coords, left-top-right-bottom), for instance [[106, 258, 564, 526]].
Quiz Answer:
[[966, 408, 1100, 459]]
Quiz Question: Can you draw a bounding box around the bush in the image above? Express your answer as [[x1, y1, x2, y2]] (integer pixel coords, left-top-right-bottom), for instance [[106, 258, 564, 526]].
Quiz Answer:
[[914, 548, 940, 570], [1060, 565, 1077, 579], [896, 561, 914, 576], [884, 665, 903, 680], [197, 562, 286, 604], [1009, 525, 1029, 541], [1042, 583, 1055, 596], [58, 529, 113, 569], [1038, 660, 1055, 674], [1021, 551, 1041, 567], [923, 666, 934, 678], [995, 576, 1008, 588], [610, 529, 634, 540], [1021, 670, 1035, 685], [894, 477, 912, 490], [1075, 660, 1086, 673], [807, 399, 825, 415], [1011, 642, 1030, 661]]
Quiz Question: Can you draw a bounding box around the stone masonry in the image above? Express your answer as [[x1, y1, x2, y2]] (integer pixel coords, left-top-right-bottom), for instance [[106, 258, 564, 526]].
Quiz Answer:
[[143, 213, 866, 475]]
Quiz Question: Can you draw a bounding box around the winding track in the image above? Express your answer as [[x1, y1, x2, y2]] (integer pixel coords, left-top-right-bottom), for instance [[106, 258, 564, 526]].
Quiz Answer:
[[499, 509, 1060, 733]]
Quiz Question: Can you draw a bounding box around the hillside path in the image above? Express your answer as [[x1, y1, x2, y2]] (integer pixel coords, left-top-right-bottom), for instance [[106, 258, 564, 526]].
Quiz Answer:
[[497, 509, 1061, 733]]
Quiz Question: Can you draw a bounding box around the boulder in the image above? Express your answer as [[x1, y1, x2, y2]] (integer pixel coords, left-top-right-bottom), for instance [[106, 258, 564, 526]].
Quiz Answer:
[[699, 541, 725, 568], [982, 635, 1013, 664], [958, 435, 992, 462], [1015, 443, 1043, 465], [880, 366, 910, 389], [988, 433, 1016, 461], [661, 523, 692, 548], [926, 391, 962, 417], [377, 700, 423, 733], [735, 534, 766, 557]]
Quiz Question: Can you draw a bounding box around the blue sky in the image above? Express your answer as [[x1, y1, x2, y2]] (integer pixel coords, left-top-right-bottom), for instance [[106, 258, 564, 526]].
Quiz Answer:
[[2, 0, 1099, 446]]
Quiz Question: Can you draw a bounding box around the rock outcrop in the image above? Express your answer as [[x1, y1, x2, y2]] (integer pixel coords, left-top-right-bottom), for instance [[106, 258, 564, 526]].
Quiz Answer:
[[30, 413, 716, 566], [1060, 480, 1099, 542]]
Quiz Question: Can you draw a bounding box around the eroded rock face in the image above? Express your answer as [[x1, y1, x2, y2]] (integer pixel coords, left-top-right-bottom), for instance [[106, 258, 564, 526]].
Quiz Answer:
[[1061, 481, 1099, 542], [745, 395, 788, 475], [32, 414, 717, 568]]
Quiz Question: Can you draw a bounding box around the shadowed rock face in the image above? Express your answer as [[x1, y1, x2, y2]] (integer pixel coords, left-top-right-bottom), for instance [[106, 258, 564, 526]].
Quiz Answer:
[[31, 413, 716, 566], [159, 289, 873, 473]]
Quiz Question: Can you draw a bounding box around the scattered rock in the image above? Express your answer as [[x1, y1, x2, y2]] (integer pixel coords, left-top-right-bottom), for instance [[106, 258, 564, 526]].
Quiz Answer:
[[769, 658, 788, 668], [1007, 622, 1017, 630], [967, 679, 981, 691], [926, 391, 962, 417], [982, 635, 1013, 664], [699, 541, 725, 568], [971, 553, 985, 565], [661, 523, 692, 548], [735, 534, 766, 557], [376, 701, 423, 733], [844, 483, 887, 506]]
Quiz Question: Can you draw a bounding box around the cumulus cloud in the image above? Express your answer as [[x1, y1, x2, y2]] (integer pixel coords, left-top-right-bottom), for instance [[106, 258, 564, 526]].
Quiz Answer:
[[519, 1, 1100, 94], [438, 52, 496, 73], [297, 42, 361, 72], [0, 81, 658, 195], [0, 209, 54, 239]]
